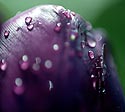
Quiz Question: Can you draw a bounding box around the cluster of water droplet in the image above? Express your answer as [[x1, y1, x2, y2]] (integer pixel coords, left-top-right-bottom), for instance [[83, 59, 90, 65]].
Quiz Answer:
[[89, 45, 107, 95], [25, 17, 34, 31]]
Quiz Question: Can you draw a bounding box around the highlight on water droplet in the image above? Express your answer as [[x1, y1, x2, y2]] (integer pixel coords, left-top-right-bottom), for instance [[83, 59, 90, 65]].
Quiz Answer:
[[4, 30, 10, 39], [0, 59, 7, 71], [44, 60, 53, 69], [93, 81, 96, 89], [27, 24, 34, 31], [14, 77, 24, 95], [25, 17, 32, 25], [88, 50, 95, 60], [54, 22, 62, 32], [49, 80, 53, 91], [53, 44, 59, 51], [81, 41, 85, 49], [70, 34, 76, 41]]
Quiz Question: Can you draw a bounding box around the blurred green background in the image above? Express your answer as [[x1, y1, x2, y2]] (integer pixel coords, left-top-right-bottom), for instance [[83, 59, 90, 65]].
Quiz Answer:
[[0, 0, 125, 93]]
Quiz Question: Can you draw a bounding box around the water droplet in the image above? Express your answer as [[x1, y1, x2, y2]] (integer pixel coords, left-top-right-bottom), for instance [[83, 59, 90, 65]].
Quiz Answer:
[[86, 32, 96, 48], [27, 24, 34, 31], [4, 30, 10, 39], [88, 50, 95, 60], [54, 22, 62, 32], [102, 89, 106, 93], [70, 34, 76, 41], [91, 74, 95, 78], [49, 80, 53, 91], [67, 22, 71, 26], [93, 81, 96, 89], [87, 38, 96, 48], [45, 60, 52, 69], [53, 44, 59, 51], [32, 63, 40, 71], [81, 41, 85, 49], [20, 62, 29, 70], [62, 10, 72, 19], [22, 55, 28, 62], [35, 57, 41, 64], [20, 55, 29, 70], [25, 17, 32, 25], [15, 77, 23, 87], [14, 77, 24, 95], [0, 59, 7, 71]]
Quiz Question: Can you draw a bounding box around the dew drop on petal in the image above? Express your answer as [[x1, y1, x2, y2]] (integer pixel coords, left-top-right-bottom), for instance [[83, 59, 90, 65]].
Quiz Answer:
[[32, 63, 40, 71], [14, 78, 24, 95], [93, 81, 96, 89], [91, 74, 95, 78], [45, 60, 52, 69], [4, 30, 10, 39], [81, 41, 85, 49], [53, 44, 59, 51], [25, 17, 32, 25], [15, 77, 23, 87], [70, 34, 76, 41], [27, 24, 34, 31], [54, 22, 62, 32], [20, 62, 29, 70], [88, 50, 95, 60], [87, 38, 96, 48], [20, 55, 29, 70], [49, 80, 53, 91], [62, 10, 72, 19], [0, 59, 7, 71], [35, 57, 41, 64]]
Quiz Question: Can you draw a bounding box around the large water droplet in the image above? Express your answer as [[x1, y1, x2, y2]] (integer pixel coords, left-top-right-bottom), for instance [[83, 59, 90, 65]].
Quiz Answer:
[[4, 30, 10, 39], [0, 59, 7, 71], [25, 17, 32, 25], [86, 32, 96, 48], [88, 50, 95, 60], [45, 60, 52, 69], [87, 38, 96, 48], [27, 24, 34, 31], [54, 22, 62, 32]]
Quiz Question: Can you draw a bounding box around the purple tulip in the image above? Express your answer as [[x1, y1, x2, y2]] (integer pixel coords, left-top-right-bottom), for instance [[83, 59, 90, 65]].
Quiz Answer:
[[0, 5, 125, 112]]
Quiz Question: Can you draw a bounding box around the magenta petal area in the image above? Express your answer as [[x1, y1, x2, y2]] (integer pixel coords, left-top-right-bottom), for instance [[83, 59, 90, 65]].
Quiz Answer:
[[0, 5, 125, 112]]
